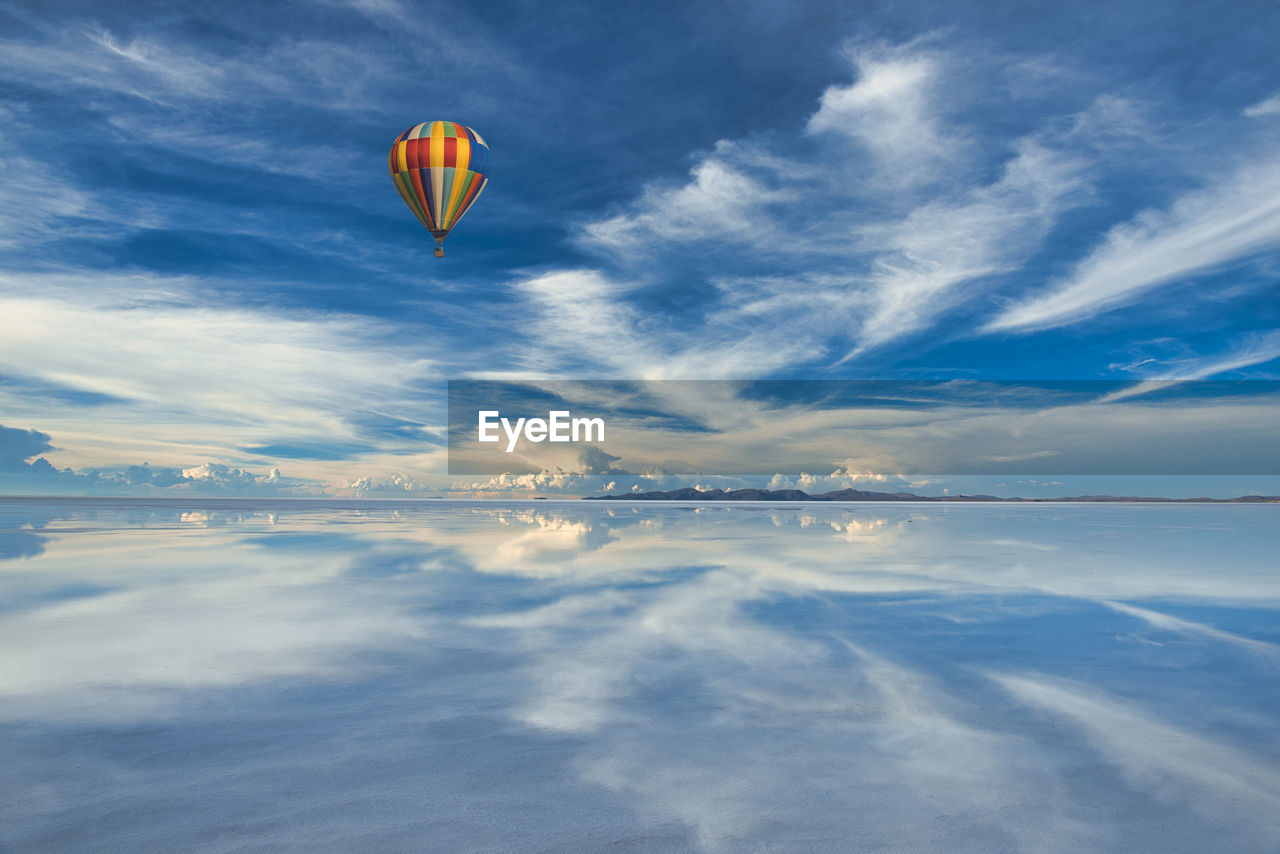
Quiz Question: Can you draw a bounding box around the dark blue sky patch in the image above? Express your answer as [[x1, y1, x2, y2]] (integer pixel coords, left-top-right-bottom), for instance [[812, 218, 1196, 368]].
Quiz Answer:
[[345, 411, 446, 445]]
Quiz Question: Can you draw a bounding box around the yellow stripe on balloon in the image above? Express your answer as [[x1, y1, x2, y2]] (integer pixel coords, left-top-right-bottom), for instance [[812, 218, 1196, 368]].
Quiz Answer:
[[429, 131, 444, 169], [396, 140, 408, 173], [455, 135, 471, 173]]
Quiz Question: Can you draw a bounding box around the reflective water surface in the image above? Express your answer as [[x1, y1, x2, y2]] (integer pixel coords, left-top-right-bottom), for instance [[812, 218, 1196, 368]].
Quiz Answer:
[[2, 499, 1278, 852]]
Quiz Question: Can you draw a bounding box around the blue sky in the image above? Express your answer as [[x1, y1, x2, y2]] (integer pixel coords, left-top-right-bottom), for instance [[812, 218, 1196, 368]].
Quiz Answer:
[[0, 0, 1278, 496]]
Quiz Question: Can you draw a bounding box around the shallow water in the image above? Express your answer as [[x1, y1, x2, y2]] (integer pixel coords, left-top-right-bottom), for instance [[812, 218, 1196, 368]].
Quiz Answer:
[[2, 499, 1279, 852]]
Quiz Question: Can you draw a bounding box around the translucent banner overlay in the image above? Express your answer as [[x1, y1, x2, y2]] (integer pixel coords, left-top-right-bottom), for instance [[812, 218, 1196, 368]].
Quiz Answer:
[[447, 380, 1280, 476]]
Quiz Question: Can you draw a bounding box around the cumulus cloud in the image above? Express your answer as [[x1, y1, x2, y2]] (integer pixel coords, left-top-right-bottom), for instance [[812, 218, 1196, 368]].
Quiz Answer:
[[577, 445, 622, 474], [337, 473, 437, 497], [0, 421, 315, 496], [175, 462, 291, 492], [450, 470, 604, 495], [0, 423, 91, 491]]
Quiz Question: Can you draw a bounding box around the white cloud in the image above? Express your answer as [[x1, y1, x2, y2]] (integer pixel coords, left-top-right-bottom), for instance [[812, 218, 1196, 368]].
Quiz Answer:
[[807, 41, 960, 186], [842, 137, 1087, 355], [0, 272, 434, 472], [537, 127, 1089, 373], [580, 142, 793, 254], [450, 519, 1093, 850], [0, 16, 518, 219], [1101, 601, 1280, 666], [338, 473, 437, 496], [566, 41, 1109, 363], [556, 35, 1280, 374], [985, 156, 1280, 333], [0, 18, 508, 114], [0, 153, 110, 248], [1244, 95, 1280, 118], [579, 40, 969, 259], [450, 470, 598, 495], [503, 269, 815, 378], [993, 673, 1280, 842], [1156, 329, 1280, 378], [1096, 329, 1280, 403], [0, 535, 427, 720]]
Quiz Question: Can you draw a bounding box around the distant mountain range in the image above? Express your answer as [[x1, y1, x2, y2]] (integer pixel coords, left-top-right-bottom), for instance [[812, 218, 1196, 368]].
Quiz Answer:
[[585, 487, 1279, 503]]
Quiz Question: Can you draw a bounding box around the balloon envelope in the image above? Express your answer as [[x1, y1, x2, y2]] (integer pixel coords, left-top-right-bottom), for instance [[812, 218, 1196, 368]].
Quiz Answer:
[[388, 121, 489, 253]]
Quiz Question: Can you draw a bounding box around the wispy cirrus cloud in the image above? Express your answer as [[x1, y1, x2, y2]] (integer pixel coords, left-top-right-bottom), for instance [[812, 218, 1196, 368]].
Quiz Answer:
[[0, 150, 104, 249], [1095, 330, 1280, 403], [565, 42, 1162, 365], [0, 12, 515, 113], [502, 269, 816, 378], [840, 137, 1088, 356], [579, 143, 795, 255], [1101, 601, 1280, 666], [561, 32, 1279, 382], [0, 271, 437, 472], [807, 40, 965, 188], [984, 156, 1280, 333], [1244, 94, 1280, 118], [992, 672, 1280, 842]]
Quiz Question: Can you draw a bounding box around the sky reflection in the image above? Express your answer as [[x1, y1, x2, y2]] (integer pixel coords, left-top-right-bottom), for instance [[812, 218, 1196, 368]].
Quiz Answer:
[[2, 500, 1278, 852]]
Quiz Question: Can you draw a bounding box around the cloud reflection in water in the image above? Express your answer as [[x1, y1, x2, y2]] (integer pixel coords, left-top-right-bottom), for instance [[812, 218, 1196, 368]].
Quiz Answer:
[[1, 500, 1278, 852]]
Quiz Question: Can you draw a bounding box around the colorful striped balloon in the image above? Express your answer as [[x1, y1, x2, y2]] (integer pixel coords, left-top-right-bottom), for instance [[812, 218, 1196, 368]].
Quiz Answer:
[[388, 121, 490, 257]]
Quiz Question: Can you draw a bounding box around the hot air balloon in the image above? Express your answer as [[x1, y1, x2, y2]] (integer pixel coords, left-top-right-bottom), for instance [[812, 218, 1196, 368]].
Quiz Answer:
[[388, 121, 490, 257]]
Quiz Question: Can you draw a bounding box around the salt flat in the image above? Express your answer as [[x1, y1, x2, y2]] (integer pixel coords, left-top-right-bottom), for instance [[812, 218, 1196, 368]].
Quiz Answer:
[[1, 500, 1278, 852]]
